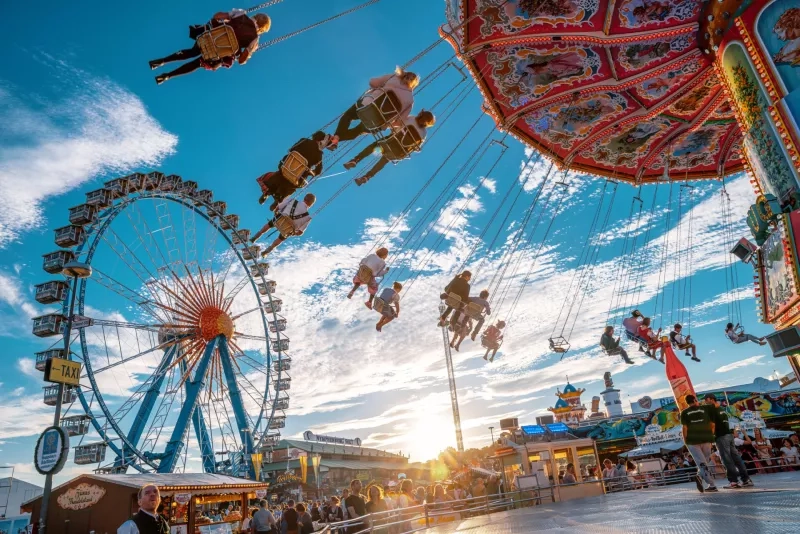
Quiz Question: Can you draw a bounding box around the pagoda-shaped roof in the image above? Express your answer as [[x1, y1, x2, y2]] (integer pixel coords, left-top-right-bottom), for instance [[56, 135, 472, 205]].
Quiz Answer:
[[557, 382, 585, 399]]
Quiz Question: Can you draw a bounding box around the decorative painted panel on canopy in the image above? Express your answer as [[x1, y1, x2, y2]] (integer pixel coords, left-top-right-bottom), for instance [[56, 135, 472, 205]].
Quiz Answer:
[[443, 0, 745, 182]]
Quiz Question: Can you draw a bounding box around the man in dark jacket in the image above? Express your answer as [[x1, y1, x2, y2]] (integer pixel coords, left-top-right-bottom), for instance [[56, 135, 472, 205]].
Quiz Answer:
[[600, 325, 633, 364], [438, 270, 472, 327], [150, 8, 271, 84], [704, 393, 753, 488], [257, 132, 336, 210], [117, 484, 169, 534]]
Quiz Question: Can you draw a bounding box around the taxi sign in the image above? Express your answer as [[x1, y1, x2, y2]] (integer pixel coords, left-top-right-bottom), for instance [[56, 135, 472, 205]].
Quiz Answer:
[[45, 357, 81, 386]]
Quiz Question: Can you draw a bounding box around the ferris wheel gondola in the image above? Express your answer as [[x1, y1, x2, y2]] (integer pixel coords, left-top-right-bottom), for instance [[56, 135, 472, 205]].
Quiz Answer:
[[31, 172, 290, 476]]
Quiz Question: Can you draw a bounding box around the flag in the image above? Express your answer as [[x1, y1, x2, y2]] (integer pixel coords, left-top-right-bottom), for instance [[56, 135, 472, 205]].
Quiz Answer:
[[299, 454, 308, 483]]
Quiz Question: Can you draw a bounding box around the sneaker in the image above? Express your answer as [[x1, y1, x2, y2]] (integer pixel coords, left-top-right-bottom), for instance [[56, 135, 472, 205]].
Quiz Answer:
[[454, 345, 460, 352], [344, 160, 358, 170], [471, 333, 477, 342], [489, 355, 494, 362], [149, 60, 164, 70], [355, 176, 367, 186], [705, 486, 719, 492], [155, 75, 169, 85], [742, 479, 754, 487], [364, 301, 372, 310], [685, 351, 691, 357], [346, 292, 354, 300], [759, 340, 767, 346], [376, 324, 382, 332], [659, 357, 665, 364], [695, 475, 704, 493], [483, 354, 488, 361], [638, 345, 645, 353], [645, 351, 655, 359], [258, 193, 268, 205], [691, 356, 701, 362], [624, 358, 634, 365], [723, 482, 741, 489]]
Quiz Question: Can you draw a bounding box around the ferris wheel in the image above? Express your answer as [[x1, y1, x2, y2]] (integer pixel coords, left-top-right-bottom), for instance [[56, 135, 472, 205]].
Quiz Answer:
[[31, 171, 289, 476]]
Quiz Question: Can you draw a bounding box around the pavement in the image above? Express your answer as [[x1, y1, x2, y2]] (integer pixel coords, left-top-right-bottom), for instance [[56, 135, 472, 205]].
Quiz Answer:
[[425, 472, 800, 533]]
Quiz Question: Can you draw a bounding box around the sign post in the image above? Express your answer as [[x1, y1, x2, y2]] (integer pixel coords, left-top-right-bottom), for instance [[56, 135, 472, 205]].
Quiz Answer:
[[38, 262, 91, 534]]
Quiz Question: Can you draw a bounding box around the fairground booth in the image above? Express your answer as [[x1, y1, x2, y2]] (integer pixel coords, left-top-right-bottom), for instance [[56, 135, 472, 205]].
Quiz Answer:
[[22, 473, 269, 534]]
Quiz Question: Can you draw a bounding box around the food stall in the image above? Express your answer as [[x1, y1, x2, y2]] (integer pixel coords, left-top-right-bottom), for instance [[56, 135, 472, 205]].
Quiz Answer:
[[22, 473, 269, 534]]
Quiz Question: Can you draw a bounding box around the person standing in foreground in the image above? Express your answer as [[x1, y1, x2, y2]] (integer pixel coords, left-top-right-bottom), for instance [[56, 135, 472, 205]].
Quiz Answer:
[[251, 499, 277, 533], [680, 394, 719, 493], [344, 479, 367, 534], [118, 484, 169, 534], [704, 393, 753, 488]]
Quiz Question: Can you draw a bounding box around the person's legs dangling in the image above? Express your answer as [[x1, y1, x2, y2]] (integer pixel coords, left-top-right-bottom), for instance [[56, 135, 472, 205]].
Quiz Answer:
[[251, 219, 276, 242], [471, 317, 485, 341], [334, 104, 366, 141], [345, 142, 379, 170], [355, 157, 389, 186], [156, 57, 204, 84], [261, 235, 287, 257]]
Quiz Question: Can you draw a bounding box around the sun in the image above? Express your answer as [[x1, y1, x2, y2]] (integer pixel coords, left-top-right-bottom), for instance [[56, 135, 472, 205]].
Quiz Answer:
[[405, 411, 458, 462]]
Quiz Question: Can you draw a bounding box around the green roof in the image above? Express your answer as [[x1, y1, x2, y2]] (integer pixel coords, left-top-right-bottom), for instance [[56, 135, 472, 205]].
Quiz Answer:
[[272, 439, 404, 459], [261, 457, 407, 473]]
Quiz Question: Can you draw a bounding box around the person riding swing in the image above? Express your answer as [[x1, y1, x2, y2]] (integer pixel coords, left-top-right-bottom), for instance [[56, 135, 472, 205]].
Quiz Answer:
[[344, 111, 435, 186], [348, 248, 390, 308], [438, 270, 472, 327], [481, 320, 505, 362], [374, 282, 403, 332], [150, 9, 271, 84], [638, 317, 667, 363], [724, 323, 766, 345], [257, 132, 336, 210], [251, 194, 315, 256], [449, 312, 473, 352], [332, 68, 420, 144]]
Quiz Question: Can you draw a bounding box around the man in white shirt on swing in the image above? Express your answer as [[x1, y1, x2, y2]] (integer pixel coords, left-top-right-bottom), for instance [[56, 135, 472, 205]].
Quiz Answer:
[[251, 193, 316, 256]]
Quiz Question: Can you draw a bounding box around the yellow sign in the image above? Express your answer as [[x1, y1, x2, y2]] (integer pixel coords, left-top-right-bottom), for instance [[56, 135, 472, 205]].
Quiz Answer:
[[45, 358, 81, 386]]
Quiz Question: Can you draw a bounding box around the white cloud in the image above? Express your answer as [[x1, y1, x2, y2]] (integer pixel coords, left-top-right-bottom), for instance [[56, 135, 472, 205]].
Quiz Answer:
[[715, 355, 765, 373], [0, 63, 177, 247]]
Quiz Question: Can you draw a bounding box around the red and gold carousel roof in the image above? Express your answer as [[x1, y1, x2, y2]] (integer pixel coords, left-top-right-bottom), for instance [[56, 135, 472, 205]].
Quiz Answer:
[[442, 0, 744, 183]]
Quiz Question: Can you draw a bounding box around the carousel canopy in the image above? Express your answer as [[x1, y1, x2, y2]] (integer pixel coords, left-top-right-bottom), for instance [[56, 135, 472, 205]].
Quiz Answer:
[[443, 0, 744, 183]]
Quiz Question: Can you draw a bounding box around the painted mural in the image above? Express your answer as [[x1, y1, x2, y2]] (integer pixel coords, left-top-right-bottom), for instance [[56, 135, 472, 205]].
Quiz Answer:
[[572, 389, 800, 441], [710, 100, 736, 121], [669, 124, 729, 168], [475, 0, 601, 36], [586, 116, 674, 167], [760, 220, 796, 321], [487, 45, 603, 106], [523, 92, 630, 149], [758, 2, 800, 94], [617, 0, 700, 30], [722, 43, 797, 202], [617, 34, 692, 72], [631, 59, 704, 103], [667, 75, 718, 117]]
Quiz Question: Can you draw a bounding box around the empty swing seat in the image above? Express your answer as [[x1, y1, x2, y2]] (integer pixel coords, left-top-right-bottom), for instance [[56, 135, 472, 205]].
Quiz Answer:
[[377, 125, 423, 162], [356, 89, 403, 132], [197, 24, 239, 62], [280, 151, 311, 187], [549, 336, 570, 354]]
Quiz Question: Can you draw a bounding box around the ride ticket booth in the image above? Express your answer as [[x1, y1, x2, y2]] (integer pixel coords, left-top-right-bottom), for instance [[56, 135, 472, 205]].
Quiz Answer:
[[22, 473, 269, 534]]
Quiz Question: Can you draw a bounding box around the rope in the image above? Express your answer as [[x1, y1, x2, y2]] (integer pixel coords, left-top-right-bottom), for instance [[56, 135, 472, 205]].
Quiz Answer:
[[245, 0, 284, 13], [605, 190, 643, 327], [256, 0, 381, 52]]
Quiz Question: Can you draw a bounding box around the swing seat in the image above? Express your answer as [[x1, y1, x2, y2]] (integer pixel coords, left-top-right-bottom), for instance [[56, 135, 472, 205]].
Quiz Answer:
[[356, 89, 403, 132], [274, 216, 295, 238], [481, 334, 502, 350], [623, 331, 648, 345], [377, 125, 423, 163], [549, 336, 570, 354], [443, 292, 463, 309], [197, 25, 239, 62], [357, 264, 374, 285], [464, 302, 485, 320], [373, 297, 387, 314], [280, 151, 311, 187]]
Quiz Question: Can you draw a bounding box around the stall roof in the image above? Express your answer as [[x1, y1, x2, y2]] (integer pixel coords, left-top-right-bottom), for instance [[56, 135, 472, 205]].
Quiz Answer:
[[23, 473, 268, 507], [619, 441, 684, 459]]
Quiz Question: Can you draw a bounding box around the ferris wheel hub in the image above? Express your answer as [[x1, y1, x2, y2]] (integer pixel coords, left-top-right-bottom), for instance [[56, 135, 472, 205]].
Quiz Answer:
[[198, 306, 235, 341]]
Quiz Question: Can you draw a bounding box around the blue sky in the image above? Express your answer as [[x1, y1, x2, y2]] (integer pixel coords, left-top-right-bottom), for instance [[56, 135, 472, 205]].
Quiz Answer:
[[0, 0, 791, 487]]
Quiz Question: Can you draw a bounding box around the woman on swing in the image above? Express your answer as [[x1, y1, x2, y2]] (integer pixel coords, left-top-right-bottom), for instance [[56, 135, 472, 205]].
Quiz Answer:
[[332, 68, 420, 144], [150, 9, 272, 84], [725, 323, 767, 346], [637, 317, 666, 363], [256, 132, 336, 210]]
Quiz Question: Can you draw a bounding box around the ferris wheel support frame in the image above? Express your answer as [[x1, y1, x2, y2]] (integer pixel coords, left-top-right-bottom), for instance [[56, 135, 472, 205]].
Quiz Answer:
[[219, 340, 256, 475]]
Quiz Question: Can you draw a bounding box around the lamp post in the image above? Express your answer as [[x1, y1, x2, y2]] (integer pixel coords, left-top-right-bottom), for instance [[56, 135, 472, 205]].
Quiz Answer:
[[39, 261, 92, 534], [489, 426, 495, 445]]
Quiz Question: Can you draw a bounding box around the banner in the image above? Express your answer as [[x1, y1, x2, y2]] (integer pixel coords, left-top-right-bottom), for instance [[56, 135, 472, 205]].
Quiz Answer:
[[299, 455, 308, 483], [311, 454, 320, 483], [251, 453, 263, 481]]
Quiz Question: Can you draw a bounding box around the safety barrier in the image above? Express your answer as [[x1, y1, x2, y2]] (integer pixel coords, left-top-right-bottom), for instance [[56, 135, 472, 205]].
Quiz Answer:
[[317, 488, 555, 534]]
